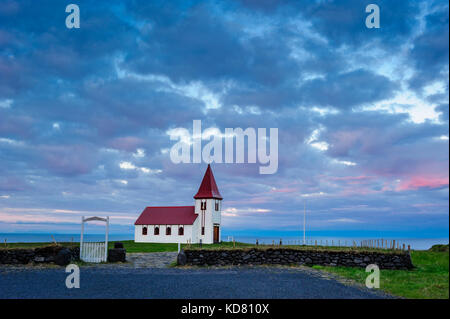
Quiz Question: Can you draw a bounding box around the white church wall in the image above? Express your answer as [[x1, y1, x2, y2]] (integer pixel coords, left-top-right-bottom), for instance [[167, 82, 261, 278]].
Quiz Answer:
[[191, 217, 200, 243], [134, 224, 194, 243]]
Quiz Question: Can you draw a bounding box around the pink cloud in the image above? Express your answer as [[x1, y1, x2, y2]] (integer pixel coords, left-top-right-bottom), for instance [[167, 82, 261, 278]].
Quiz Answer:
[[270, 187, 298, 193], [327, 175, 376, 185], [397, 176, 449, 191]]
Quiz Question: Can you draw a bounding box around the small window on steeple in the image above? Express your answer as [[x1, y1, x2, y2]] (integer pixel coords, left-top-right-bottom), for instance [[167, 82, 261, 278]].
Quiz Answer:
[[215, 200, 219, 211], [201, 200, 206, 210]]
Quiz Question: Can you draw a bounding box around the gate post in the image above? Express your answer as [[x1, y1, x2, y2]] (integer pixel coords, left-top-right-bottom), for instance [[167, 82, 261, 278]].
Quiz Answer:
[[80, 216, 85, 259]]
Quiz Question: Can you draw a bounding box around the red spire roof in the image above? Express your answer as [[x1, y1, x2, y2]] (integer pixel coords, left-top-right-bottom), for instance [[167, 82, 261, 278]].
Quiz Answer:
[[194, 164, 223, 200]]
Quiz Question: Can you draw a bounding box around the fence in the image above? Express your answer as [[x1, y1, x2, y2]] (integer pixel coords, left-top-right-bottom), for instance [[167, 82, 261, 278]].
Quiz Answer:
[[80, 242, 107, 262], [245, 238, 411, 251]]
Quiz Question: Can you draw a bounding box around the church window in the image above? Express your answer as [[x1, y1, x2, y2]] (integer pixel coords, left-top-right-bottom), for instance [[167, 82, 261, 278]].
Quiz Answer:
[[142, 227, 147, 235], [166, 226, 171, 235], [178, 227, 184, 236], [154, 226, 159, 235], [201, 226, 205, 235], [215, 200, 219, 211], [201, 200, 206, 210]]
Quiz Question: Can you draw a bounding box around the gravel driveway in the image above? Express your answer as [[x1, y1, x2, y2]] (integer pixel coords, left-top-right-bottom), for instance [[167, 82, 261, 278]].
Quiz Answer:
[[0, 266, 391, 299]]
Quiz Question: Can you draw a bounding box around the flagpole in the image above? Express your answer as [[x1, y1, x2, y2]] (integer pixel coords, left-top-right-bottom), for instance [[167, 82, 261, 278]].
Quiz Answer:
[[303, 201, 306, 245]]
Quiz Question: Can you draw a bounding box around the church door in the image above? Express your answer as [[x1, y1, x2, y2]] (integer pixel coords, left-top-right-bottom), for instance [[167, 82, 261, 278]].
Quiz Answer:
[[213, 225, 219, 243]]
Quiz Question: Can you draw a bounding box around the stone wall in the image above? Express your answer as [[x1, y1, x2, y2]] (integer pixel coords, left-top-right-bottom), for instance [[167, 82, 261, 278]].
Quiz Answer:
[[180, 248, 414, 270], [0, 246, 126, 265], [0, 246, 80, 265]]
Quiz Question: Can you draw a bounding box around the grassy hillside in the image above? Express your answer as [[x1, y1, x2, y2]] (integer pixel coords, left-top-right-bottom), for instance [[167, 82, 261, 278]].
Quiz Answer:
[[429, 244, 449, 252]]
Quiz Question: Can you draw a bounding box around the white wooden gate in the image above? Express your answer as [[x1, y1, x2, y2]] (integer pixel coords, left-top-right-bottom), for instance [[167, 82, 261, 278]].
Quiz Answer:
[[80, 242, 107, 262], [80, 216, 109, 263]]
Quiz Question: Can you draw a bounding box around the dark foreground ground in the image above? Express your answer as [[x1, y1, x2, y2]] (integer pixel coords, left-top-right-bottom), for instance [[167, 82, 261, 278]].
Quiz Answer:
[[0, 267, 391, 299]]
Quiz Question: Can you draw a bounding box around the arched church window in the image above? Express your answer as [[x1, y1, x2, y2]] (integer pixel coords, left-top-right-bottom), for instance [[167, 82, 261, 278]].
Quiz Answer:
[[142, 227, 147, 235], [154, 227, 159, 235], [178, 227, 184, 236], [201, 200, 206, 210], [166, 227, 171, 235]]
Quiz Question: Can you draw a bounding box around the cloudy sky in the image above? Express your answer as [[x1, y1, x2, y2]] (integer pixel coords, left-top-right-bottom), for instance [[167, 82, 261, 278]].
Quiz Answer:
[[0, 0, 448, 238]]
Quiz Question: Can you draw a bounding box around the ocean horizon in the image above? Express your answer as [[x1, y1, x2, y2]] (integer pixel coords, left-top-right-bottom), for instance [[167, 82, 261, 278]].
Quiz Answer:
[[1, 233, 447, 250]]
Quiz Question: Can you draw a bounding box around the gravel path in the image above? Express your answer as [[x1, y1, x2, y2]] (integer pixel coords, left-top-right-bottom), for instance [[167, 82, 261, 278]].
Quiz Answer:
[[126, 252, 178, 268], [0, 265, 391, 299]]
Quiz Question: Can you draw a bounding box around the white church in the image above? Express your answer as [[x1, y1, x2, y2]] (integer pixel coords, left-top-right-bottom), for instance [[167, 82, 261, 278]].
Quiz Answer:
[[134, 165, 222, 244]]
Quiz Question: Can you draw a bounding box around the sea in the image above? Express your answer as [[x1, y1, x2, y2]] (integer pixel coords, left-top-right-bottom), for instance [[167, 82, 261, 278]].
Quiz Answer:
[[1, 233, 448, 250]]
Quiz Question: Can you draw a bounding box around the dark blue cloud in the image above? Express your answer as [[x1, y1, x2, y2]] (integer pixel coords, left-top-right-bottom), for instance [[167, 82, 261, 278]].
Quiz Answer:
[[300, 69, 398, 110], [0, 0, 448, 236], [408, 3, 449, 92]]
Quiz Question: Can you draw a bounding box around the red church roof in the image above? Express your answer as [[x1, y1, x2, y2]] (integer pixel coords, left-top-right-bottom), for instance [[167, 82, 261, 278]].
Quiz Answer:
[[134, 206, 197, 225], [194, 164, 223, 200]]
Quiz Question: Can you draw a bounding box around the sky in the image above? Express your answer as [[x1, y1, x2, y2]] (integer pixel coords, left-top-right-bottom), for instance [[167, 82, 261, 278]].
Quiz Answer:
[[0, 0, 448, 238]]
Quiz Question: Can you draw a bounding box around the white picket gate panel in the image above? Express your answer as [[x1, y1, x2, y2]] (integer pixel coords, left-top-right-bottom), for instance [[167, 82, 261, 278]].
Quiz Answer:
[[80, 242, 107, 263]]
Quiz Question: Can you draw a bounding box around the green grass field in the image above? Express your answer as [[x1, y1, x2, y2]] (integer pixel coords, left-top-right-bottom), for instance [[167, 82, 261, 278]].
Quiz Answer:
[[0, 239, 253, 252], [3, 240, 405, 253], [313, 249, 449, 299]]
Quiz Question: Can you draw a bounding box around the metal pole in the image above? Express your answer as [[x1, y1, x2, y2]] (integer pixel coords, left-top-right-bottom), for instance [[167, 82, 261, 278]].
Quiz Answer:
[[105, 216, 109, 262], [303, 201, 306, 245]]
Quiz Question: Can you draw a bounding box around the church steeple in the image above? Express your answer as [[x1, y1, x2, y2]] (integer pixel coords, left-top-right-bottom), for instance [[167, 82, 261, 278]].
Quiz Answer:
[[194, 164, 222, 200]]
